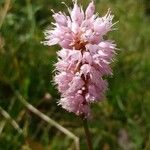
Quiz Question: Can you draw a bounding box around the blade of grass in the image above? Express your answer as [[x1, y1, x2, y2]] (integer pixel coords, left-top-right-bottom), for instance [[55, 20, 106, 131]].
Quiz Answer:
[[0, 106, 23, 135], [15, 91, 80, 150], [0, 120, 6, 135], [0, 0, 11, 29]]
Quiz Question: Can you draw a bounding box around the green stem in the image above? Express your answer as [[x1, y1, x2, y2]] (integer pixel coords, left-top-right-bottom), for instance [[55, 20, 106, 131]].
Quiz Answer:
[[82, 119, 93, 150]]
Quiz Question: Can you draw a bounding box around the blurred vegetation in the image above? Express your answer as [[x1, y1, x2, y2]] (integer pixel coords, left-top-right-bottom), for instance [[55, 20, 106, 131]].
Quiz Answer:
[[0, 0, 150, 149]]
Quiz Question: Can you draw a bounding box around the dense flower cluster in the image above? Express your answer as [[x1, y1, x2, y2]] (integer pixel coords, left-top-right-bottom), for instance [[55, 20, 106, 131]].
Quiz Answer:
[[43, 1, 117, 117]]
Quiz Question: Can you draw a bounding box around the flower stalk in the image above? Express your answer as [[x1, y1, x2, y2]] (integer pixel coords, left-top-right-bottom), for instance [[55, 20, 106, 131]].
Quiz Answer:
[[82, 118, 93, 150]]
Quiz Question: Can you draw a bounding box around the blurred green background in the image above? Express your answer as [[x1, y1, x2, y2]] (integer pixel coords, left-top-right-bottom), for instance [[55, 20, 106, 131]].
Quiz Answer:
[[0, 0, 149, 149]]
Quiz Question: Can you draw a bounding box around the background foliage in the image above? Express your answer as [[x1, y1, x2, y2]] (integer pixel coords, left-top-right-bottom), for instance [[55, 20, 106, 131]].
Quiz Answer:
[[0, 0, 149, 149]]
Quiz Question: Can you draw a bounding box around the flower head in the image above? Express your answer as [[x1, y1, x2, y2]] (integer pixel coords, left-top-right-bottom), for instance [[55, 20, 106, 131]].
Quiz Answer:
[[43, 1, 117, 118]]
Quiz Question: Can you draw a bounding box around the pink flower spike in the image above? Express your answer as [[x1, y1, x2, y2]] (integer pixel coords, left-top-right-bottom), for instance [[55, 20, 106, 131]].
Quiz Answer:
[[43, 1, 117, 118]]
